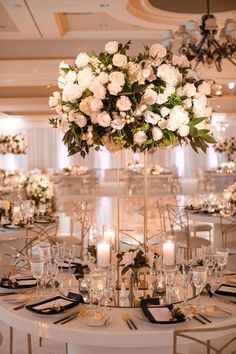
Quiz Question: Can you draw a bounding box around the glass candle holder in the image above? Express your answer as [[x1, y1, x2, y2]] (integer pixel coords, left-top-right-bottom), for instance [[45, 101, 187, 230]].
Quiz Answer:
[[162, 235, 176, 267]]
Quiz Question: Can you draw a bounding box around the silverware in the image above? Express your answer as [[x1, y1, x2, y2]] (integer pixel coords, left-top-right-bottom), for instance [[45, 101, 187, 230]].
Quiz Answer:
[[60, 314, 78, 325], [13, 302, 28, 311], [53, 311, 79, 324], [198, 313, 212, 323], [0, 292, 17, 297], [193, 315, 206, 325], [122, 313, 138, 330]]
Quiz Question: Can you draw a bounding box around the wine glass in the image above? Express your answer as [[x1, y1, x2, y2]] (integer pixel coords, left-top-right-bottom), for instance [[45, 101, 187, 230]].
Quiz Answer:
[[30, 257, 44, 298], [180, 263, 192, 313], [192, 266, 207, 311]]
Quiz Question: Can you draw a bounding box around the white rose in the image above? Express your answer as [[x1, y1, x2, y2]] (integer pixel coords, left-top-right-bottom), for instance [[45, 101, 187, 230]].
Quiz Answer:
[[157, 64, 182, 87], [160, 107, 170, 117], [178, 124, 190, 137], [89, 97, 103, 112], [97, 111, 111, 127], [182, 83, 197, 97], [109, 71, 125, 86], [112, 54, 127, 68], [152, 127, 163, 141], [75, 114, 87, 128], [111, 118, 126, 130], [75, 52, 90, 68], [149, 43, 167, 58], [62, 83, 82, 102], [143, 89, 157, 105], [65, 70, 77, 83], [156, 93, 168, 105], [164, 86, 175, 96], [105, 41, 119, 54], [198, 81, 211, 95], [58, 75, 66, 89], [90, 112, 99, 124], [144, 111, 161, 125], [59, 61, 70, 76], [142, 67, 153, 79], [98, 72, 109, 84], [158, 119, 168, 129], [183, 98, 192, 109], [193, 93, 208, 117], [89, 79, 106, 99], [77, 67, 93, 89], [172, 55, 189, 68], [79, 97, 92, 115], [167, 105, 189, 131], [107, 82, 122, 95], [133, 131, 147, 145], [117, 96, 132, 111]]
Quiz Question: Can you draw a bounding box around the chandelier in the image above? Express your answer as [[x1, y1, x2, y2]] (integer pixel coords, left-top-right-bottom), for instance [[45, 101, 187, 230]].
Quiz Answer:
[[163, 0, 236, 72]]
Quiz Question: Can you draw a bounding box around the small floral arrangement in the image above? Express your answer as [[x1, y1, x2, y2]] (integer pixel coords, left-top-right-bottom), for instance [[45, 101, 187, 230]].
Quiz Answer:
[[49, 41, 215, 158], [147, 164, 163, 175], [117, 247, 159, 275], [217, 161, 236, 174], [0, 134, 27, 154], [126, 159, 143, 173], [225, 182, 236, 206], [214, 137, 236, 161], [25, 173, 54, 210]]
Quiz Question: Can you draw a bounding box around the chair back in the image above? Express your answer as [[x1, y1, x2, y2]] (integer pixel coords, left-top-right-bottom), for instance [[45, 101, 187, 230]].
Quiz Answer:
[[220, 212, 236, 249], [173, 323, 236, 354]]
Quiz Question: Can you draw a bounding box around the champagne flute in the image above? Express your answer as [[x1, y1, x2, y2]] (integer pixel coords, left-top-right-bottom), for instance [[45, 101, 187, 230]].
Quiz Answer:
[[30, 257, 44, 298], [192, 266, 207, 311]]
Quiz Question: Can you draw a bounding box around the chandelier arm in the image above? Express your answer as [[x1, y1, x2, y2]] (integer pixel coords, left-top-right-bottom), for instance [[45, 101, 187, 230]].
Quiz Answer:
[[194, 34, 209, 52], [207, 0, 210, 16]]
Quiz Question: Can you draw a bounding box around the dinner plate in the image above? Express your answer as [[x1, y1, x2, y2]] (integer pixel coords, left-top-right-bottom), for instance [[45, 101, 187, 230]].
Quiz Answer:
[[202, 306, 231, 318], [0, 278, 36, 293], [134, 310, 184, 326], [25, 295, 82, 315]]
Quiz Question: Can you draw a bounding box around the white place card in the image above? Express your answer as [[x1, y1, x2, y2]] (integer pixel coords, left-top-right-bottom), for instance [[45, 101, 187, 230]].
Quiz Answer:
[[219, 285, 236, 294], [149, 307, 172, 322]]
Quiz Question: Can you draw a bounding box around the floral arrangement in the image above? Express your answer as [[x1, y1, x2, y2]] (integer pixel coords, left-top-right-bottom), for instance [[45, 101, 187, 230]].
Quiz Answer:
[[147, 164, 163, 175], [217, 161, 236, 174], [25, 173, 54, 210], [117, 247, 159, 275], [49, 41, 215, 158], [214, 137, 236, 161], [126, 159, 143, 173], [225, 182, 236, 206], [0, 134, 27, 154]]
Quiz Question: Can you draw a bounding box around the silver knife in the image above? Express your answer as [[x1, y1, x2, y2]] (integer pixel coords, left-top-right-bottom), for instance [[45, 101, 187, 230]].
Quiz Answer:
[[53, 311, 80, 324], [60, 314, 78, 325]]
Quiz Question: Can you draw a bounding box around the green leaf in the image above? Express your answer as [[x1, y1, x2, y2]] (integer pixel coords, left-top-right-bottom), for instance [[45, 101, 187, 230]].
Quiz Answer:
[[194, 137, 207, 153], [189, 117, 206, 127], [189, 126, 199, 137], [201, 135, 217, 144]]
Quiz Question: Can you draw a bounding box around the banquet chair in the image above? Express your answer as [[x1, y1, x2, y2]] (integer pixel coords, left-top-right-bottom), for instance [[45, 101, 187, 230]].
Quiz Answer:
[[220, 213, 236, 251], [173, 323, 236, 354], [167, 204, 210, 259]]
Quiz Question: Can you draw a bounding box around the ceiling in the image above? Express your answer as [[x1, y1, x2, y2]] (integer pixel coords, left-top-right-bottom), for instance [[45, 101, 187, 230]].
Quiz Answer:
[[0, 0, 236, 126]]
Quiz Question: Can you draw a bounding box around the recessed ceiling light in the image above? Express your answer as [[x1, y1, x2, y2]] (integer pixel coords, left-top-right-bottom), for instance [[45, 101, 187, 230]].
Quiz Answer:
[[228, 82, 235, 90]]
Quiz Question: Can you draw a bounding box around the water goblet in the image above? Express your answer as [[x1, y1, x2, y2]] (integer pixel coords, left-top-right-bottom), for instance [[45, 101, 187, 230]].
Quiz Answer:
[[180, 263, 192, 313], [30, 257, 44, 298], [192, 266, 207, 311]]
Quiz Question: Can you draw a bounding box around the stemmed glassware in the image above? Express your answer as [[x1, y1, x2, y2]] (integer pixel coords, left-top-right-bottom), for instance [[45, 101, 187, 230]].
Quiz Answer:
[[30, 256, 44, 298], [180, 263, 192, 313], [192, 266, 207, 311]]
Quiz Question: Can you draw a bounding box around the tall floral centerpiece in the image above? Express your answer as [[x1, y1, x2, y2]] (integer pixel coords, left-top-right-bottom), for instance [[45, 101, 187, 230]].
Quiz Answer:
[[0, 134, 27, 154], [25, 173, 54, 213], [49, 41, 215, 157]]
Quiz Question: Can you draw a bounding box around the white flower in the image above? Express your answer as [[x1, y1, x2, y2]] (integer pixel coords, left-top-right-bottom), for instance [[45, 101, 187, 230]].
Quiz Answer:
[[89, 97, 103, 112], [158, 119, 168, 129], [172, 55, 189, 68], [58, 75, 66, 89], [143, 89, 157, 105], [156, 93, 168, 105], [107, 82, 122, 95], [77, 67, 93, 89], [157, 64, 182, 87], [152, 127, 163, 141], [127, 62, 143, 84], [65, 70, 77, 83], [109, 71, 125, 86], [97, 111, 111, 127], [111, 118, 126, 130], [178, 124, 190, 137], [62, 83, 83, 102], [59, 117, 70, 133], [133, 131, 147, 145], [59, 61, 70, 76], [112, 53, 127, 68], [105, 41, 119, 54], [181, 83, 197, 97], [149, 43, 167, 58], [89, 79, 106, 99], [90, 112, 99, 124], [117, 96, 132, 111], [167, 105, 189, 131], [160, 107, 170, 117], [164, 86, 175, 96], [79, 97, 93, 116], [183, 98, 192, 109], [49, 91, 60, 108], [75, 52, 90, 68], [198, 81, 211, 96], [75, 114, 87, 128], [193, 93, 208, 117], [144, 111, 161, 125], [98, 72, 109, 84]]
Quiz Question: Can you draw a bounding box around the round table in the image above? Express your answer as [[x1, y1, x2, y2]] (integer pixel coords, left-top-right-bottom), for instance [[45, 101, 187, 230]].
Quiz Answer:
[[0, 293, 235, 354]]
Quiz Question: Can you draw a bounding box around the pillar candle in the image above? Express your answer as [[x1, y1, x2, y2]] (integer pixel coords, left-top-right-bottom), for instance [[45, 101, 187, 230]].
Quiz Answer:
[[97, 240, 110, 267], [162, 241, 175, 266]]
